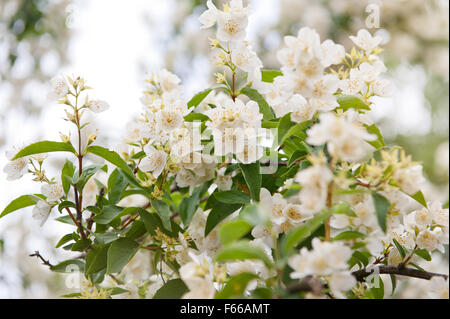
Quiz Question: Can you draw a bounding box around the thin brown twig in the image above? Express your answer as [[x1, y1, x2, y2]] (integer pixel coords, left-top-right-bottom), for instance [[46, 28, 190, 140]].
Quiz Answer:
[[29, 251, 53, 268]]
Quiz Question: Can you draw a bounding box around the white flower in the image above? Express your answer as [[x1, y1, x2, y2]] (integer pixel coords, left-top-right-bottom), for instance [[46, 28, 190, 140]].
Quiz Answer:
[[32, 200, 51, 226], [328, 272, 356, 298], [288, 238, 353, 278], [230, 42, 262, 77], [340, 70, 365, 96], [140, 145, 167, 178], [158, 69, 182, 93], [349, 29, 382, 52], [182, 277, 216, 299], [416, 229, 440, 252], [306, 113, 375, 162], [86, 100, 110, 113], [157, 109, 184, 131], [289, 95, 316, 123], [321, 39, 345, 67], [283, 203, 312, 223], [198, 0, 218, 29], [372, 79, 393, 97], [41, 183, 64, 202], [50, 76, 69, 99], [3, 149, 28, 181], [393, 164, 425, 195], [216, 11, 248, 42], [295, 163, 333, 214]]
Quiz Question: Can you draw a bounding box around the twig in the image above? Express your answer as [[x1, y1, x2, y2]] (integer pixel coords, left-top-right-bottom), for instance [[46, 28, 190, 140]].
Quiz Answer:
[[352, 265, 448, 282], [286, 266, 449, 296], [29, 251, 53, 268]]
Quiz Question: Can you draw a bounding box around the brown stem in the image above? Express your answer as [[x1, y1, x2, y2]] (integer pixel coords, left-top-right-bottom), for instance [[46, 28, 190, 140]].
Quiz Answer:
[[29, 251, 53, 268], [325, 182, 333, 242], [352, 265, 448, 282], [287, 266, 448, 296]]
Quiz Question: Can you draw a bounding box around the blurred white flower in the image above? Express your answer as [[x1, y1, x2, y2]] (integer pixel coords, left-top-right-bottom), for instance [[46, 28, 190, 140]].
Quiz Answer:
[[140, 145, 167, 178]]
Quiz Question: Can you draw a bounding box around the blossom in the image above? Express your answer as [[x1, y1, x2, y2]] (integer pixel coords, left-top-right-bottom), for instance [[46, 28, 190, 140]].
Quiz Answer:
[[156, 109, 184, 131], [41, 183, 64, 202], [230, 42, 262, 83], [198, 0, 218, 29], [140, 145, 167, 178], [32, 200, 52, 226], [306, 113, 375, 162], [158, 69, 182, 93], [349, 29, 382, 52], [216, 10, 248, 42], [50, 76, 69, 99], [295, 161, 333, 214], [86, 99, 110, 113], [321, 39, 345, 67], [3, 149, 28, 181]]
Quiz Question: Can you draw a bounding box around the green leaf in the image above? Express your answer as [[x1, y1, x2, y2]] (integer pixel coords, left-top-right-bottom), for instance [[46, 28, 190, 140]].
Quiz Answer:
[[214, 190, 251, 205], [187, 88, 213, 108], [390, 274, 397, 296], [86, 146, 134, 178], [184, 112, 210, 122], [239, 162, 261, 201], [215, 241, 273, 267], [281, 209, 332, 255], [150, 200, 172, 232], [0, 195, 38, 218], [85, 244, 109, 275], [261, 69, 283, 83], [219, 219, 252, 245], [372, 192, 390, 233], [215, 273, 258, 299], [331, 231, 367, 241], [56, 233, 77, 248], [280, 120, 310, 145], [205, 202, 242, 236], [106, 238, 139, 274], [331, 201, 357, 217], [61, 160, 75, 194], [414, 249, 432, 261], [108, 169, 128, 205], [409, 190, 427, 208], [153, 279, 188, 299], [336, 94, 371, 111], [179, 185, 206, 227], [277, 113, 294, 146], [392, 238, 406, 259], [368, 275, 384, 299], [365, 124, 386, 149], [240, 87, 274, 120], [74, 164, 106, 192], [50, 259, 85, 273], [93, 206, 123, 224], [71, 238, 92, 252], [12, 141, 76, 160]]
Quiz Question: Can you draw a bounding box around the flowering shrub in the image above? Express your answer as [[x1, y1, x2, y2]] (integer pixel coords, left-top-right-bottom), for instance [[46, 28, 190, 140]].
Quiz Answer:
[[1, 0, 448, 299]]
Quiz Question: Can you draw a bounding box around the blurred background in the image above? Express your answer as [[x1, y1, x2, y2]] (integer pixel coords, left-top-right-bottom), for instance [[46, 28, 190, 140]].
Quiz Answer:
[[0, 0, 448, 298]]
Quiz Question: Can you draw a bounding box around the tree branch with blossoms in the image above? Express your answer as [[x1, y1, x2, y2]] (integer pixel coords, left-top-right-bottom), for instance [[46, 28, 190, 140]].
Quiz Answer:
[[1, 0, 448, 300]]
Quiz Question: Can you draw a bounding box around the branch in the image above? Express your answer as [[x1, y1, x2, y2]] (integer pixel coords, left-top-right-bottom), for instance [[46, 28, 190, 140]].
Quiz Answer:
[[29, 251, 53, 268], [286, 266, 448, 296], [352, 265, 449, 282]]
